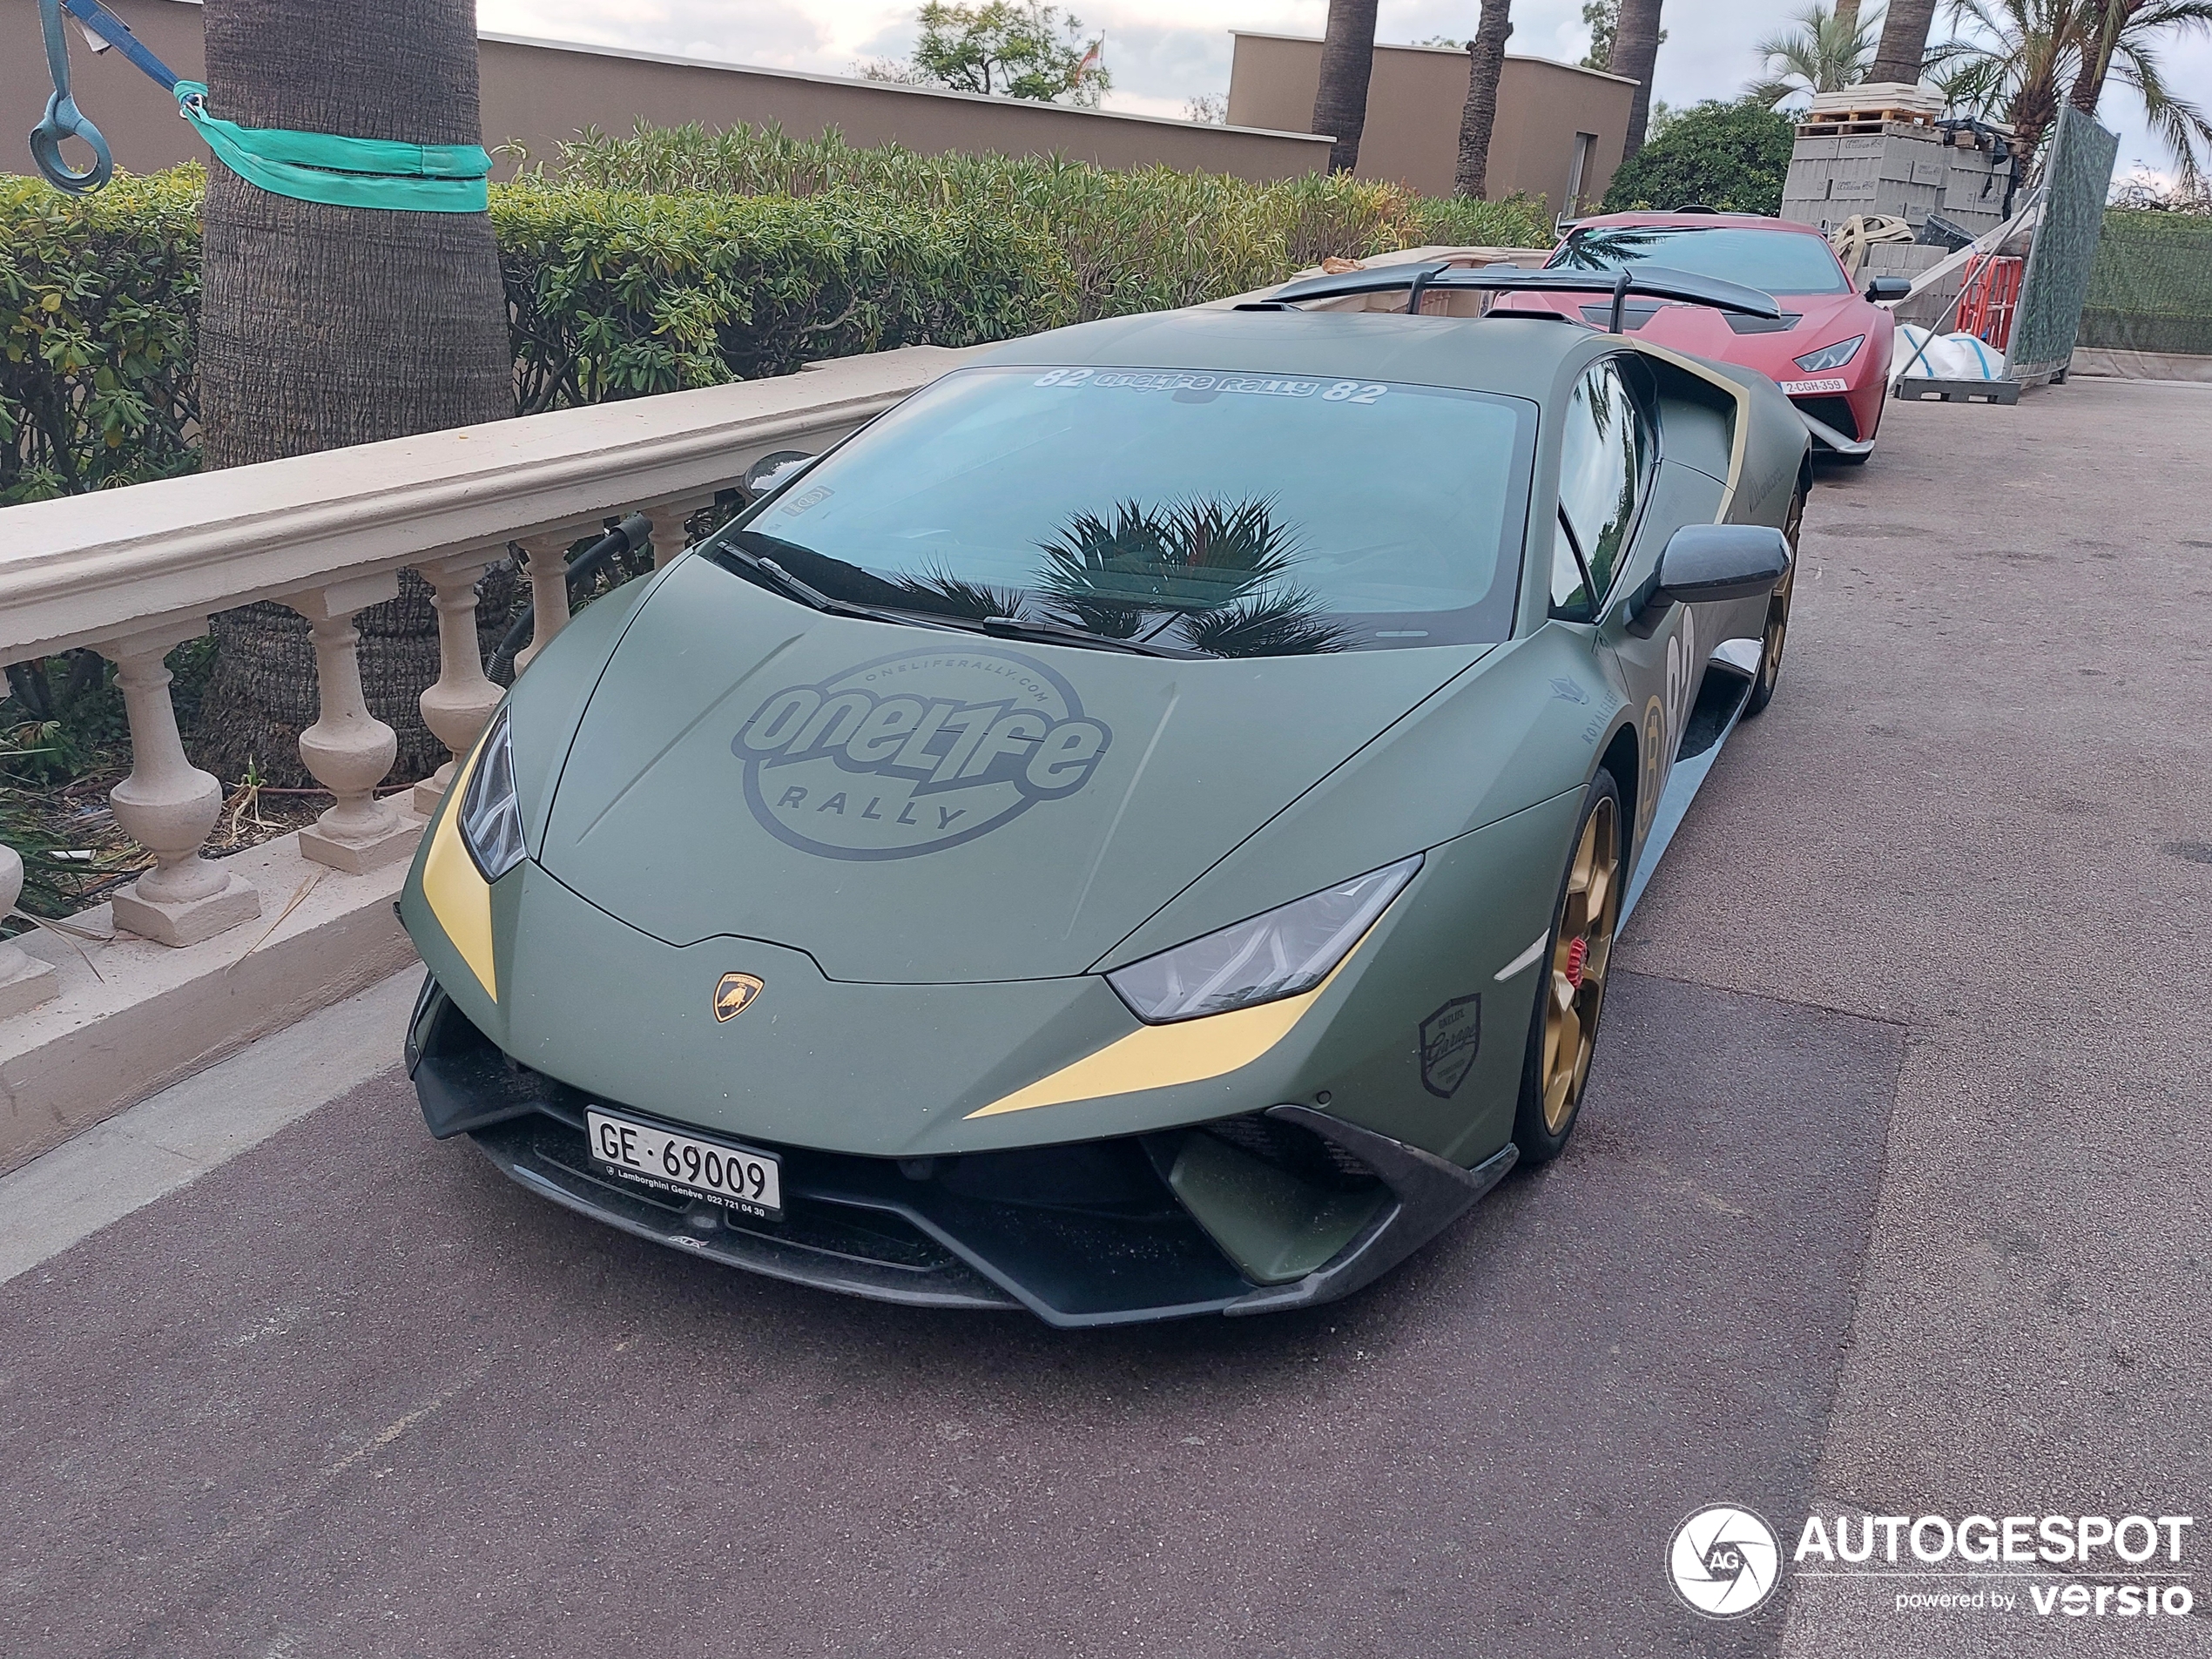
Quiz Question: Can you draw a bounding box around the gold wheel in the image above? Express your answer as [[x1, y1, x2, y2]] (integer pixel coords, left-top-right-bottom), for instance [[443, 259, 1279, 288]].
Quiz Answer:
[[1538, 794, 1619, 1136], [1748, 486, 1804, 715]]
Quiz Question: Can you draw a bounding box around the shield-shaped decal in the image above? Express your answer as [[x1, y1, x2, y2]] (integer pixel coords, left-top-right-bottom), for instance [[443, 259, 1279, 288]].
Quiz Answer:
[[1420, 995, 1481, 1098], [714, 972, 765, 1022]]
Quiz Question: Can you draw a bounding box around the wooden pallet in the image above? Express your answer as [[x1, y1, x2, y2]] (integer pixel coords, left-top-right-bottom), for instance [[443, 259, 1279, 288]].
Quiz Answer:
[[1797, 111, 1939, 137], [1893, 376, 2021, 404]]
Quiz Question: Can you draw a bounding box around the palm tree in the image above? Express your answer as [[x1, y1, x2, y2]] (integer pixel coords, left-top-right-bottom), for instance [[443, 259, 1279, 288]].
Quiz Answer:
[[1871, 0, 1943, 79], [1455, 0, 1514, 198], [193, 0, 515, 786], [1613, 0, 1669, 158], [2065, 0, 2212, 182], [1929, 0, 2086, 172], [1749, 3, 1885, 106], [1312, 0, 1381, 172], [1932, 0, 2212, 183]]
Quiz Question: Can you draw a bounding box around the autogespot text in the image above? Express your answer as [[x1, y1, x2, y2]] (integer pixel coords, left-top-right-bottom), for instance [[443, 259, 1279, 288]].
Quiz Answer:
[[1793, 1513, 2195, 1620]]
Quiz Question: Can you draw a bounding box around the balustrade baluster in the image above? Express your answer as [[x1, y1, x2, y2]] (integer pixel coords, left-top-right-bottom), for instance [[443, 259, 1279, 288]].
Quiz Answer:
[[412, 553, 504, 814], [0, 844, 60, 1019], [643, 502, 685, 570], [98, 621, 260, 947], [285, 576, 421, 873], [514, 531, 576, 672]]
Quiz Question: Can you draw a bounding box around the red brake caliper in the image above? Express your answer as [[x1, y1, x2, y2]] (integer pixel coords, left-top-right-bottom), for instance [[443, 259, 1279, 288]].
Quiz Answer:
[[1564, 935, 1588, 989]]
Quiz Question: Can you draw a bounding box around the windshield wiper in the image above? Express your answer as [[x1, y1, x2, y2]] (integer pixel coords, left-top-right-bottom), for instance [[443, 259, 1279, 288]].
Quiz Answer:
[[979, 615, 1210, 659], [715, 542, 961, 631]]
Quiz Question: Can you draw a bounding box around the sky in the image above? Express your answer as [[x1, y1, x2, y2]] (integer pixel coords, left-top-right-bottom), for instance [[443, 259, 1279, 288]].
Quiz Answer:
[[479, 0, 2209, 185]]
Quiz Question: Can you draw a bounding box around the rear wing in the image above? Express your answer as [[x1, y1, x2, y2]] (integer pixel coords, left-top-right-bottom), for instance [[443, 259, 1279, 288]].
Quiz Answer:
[[1261, 262, 1782, 333]]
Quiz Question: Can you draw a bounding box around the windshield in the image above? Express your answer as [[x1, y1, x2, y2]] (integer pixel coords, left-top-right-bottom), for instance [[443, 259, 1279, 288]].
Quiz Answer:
[[1549, 226, 1851, 295], [705, 365, 1534, 656]]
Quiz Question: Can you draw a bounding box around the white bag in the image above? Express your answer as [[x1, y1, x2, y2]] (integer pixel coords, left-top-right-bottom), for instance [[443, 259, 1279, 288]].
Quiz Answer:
[[1892, 323, 2005, 381]]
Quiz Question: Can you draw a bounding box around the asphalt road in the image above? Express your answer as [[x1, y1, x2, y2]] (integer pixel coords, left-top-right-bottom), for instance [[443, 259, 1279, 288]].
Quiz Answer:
[[2, 378, 2206, 1657]]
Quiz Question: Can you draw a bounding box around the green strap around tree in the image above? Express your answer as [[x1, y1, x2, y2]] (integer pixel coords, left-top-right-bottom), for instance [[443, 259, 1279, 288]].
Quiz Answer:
[[173, 81, 491, 213]]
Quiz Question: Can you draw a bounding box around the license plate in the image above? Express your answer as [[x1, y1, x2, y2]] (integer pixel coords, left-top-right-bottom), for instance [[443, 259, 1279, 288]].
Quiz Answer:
[[1782, 376, 1851, 395], [586, 1109, 783, 1219]]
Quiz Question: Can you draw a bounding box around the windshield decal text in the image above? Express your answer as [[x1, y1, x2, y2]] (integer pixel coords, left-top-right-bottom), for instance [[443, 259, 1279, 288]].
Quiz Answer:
[[1032, 368, 1386, 405]]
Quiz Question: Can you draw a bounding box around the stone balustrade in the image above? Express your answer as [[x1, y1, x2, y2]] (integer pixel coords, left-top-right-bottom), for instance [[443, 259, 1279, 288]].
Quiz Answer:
[[0, 345, 976, 1017]]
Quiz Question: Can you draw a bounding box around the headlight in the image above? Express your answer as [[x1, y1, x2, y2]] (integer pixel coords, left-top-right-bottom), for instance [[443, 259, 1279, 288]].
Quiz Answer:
[[1107, 854, 1421, 1024], [457, 710, 526, 882], [1793, 335, 1865, 374]]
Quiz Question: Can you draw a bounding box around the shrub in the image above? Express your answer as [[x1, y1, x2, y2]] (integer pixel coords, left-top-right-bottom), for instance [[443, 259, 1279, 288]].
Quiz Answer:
[[0, 138, 1555, 499], [0, 168, 201, 506], [551, 124, 1556, 320], [494, 182, 1075, 409], [1600, 100, 1796, 217]]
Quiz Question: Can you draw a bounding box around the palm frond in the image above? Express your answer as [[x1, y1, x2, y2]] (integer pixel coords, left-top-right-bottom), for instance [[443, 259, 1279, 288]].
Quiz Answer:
[[888, 567, 1028, 621], [1175, 588, 1351, 658]]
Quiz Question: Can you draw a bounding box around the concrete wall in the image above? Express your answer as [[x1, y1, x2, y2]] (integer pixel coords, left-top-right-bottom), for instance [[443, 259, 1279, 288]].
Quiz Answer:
[[3, 0, 1331, 184], [1227, 33, 1634, 214]]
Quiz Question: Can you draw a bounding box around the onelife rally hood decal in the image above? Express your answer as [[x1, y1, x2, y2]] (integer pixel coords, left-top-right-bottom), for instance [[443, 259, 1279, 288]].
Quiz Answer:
[[737, 648, 1111, 860], [535, 562, 1480, 984]]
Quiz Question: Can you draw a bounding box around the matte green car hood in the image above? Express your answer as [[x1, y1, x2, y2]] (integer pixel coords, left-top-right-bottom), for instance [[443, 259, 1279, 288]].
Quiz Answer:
[[535, 556, 1487, 983]]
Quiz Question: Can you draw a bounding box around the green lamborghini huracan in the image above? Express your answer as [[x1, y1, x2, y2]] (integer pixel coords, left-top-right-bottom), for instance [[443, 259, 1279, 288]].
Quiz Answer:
[[400, 261, 1811, 1326]]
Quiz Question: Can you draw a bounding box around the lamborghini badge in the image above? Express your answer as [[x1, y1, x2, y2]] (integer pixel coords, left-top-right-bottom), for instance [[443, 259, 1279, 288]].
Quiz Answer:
[[713, 972, 765, 1022]]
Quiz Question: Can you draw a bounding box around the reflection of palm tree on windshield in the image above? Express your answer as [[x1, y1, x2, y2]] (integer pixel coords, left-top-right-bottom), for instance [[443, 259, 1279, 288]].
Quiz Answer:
[[1551, 228, 1673, 271], [1034, 498, 1346, 656], [887, 569, 1027, 621]]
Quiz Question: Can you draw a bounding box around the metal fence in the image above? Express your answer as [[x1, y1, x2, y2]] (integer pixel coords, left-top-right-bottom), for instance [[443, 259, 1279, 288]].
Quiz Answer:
[[2006, 105, 2121, 384], [2078, 209, 2212, 357]]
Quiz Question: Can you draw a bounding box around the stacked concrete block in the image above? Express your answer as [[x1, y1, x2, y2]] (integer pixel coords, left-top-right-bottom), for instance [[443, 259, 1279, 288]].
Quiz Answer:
[[1935, 133, 2011, 236], [1783, 125, 1948, 233], [1782, 118, 2014, 239]]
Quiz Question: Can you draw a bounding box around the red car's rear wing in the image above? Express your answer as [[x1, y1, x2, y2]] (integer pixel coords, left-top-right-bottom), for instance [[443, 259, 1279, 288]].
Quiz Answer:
[[1259, 262, 1783, 334]]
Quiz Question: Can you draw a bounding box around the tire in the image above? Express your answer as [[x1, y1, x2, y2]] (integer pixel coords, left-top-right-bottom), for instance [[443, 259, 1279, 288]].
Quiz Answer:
[[1741, 481, 1804, 718], [1511, 771, 1623, 1166]]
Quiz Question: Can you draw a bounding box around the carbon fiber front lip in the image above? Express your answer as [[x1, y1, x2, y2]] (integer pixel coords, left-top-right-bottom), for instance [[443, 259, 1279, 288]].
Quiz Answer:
[[459, 1101, 1515, 1327], [415, 976, 1515, 1326], [472, 1114, 1022, 1313]]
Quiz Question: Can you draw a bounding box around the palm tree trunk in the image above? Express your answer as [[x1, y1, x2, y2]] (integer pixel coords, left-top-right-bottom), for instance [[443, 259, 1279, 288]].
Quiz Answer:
[[1454, 1, 1514, 198], [1312, 0, 1381, 173], [2009, 65, 2066, 184], [193, 0, 514, 788], [1868, 0, 1939, 84], [1612, 0, 1667, 160], [2066, 0, 2120, 113], [1835, 0, 1860, 29]]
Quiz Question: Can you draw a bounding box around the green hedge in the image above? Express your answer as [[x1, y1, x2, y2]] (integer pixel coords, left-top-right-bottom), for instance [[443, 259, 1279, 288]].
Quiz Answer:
[[0, 169, 1070, 498], [0, 137, 1554, 503], [0, 170, 201, 503], [496, 181, 1073, 409], [552, 123, 1555, 321], [2078, 208, 2212, 357]]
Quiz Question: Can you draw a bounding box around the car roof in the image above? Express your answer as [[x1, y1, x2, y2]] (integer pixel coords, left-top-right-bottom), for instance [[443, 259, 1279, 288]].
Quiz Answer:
[[1565, 211, 1831, 238], [973, 307, 1595, 399]]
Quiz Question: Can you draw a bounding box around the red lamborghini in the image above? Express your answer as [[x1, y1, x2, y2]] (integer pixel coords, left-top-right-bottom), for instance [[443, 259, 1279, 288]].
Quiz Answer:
[[1527, 212, 1907, 462]]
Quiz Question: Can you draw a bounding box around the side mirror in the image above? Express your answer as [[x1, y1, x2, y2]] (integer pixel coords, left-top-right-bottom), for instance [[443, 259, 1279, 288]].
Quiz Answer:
[[1865, 275, 1912, 302], [1629, 524, 1790, 634]]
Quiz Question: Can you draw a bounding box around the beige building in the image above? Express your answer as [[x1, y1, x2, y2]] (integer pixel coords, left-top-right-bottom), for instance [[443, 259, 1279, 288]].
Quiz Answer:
[[1227, 34, 1635, 216], [3, 0, 1329, 184]]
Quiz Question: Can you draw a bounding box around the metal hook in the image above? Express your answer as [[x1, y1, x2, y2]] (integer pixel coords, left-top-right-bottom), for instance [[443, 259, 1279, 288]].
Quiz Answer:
[[30, 0, 113, 192]]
